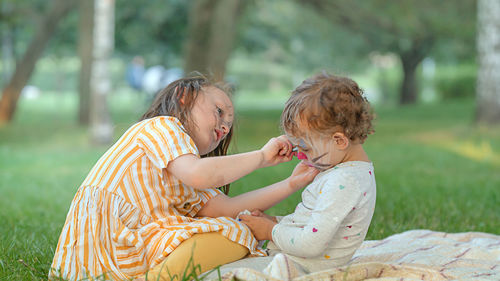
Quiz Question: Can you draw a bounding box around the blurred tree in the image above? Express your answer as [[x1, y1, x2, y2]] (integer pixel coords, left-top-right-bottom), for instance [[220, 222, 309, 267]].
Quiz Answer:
[[0, 0, 77, 124], [234, 0, 370, 92], [0, 0, 46, 77], [298, 0, 476, 105], [89, 0, 115, 144], [184, 0, 246, 82], [1, 1, 15, 85], [39, 0, 189, 66], [476, 0, 500, 124], [17, 0, 189, 70], [114, 0, 189, 65], [78, 0, 94, 125]]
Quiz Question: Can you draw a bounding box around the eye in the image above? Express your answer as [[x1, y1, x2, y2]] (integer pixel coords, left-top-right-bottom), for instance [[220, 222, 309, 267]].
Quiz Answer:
[[216, 106, 223, 116], [296, 139, 309, 152]]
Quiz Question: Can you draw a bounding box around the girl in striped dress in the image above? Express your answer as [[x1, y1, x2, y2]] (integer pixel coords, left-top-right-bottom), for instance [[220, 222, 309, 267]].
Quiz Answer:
[[49, 75, 319, 281]]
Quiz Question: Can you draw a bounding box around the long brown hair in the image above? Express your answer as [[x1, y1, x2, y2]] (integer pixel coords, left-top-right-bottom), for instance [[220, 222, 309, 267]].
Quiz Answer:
[[141, 74, 233, 194]]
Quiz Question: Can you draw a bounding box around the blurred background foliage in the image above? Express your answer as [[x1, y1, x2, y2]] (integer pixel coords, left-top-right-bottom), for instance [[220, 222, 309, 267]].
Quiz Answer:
[[0, 0, 480, 106], [1, 0, 499, 279]]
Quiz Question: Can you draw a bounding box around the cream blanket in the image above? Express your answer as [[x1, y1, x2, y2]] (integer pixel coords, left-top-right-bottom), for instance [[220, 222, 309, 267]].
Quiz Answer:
[[205, 229, 500, 280]]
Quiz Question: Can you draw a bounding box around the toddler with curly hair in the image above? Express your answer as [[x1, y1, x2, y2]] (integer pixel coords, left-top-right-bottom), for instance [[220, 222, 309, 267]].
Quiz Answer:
[[241, 72, 376, 277]]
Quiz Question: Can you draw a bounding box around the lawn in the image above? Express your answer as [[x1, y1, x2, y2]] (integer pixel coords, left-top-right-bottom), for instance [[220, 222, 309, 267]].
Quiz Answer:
[[0, 91, 499, 280]]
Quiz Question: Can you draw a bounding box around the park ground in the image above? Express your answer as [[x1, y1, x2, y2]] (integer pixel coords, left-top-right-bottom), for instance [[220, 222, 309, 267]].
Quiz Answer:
[[0, 90, 499, 280]]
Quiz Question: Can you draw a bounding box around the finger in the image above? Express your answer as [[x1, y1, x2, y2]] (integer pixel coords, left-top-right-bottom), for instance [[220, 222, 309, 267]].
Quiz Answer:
[[297, 161, 308, 169], [277, 136, 292, 155], [277, 135, 289, 143], [307, 166, 320, 177], [239, 214, 250, 221], [278, 140, 289, 156], [278, 153, 292, 162], [283, 138, 293, 157], [251, 210, 262, 216], [279, 147, 287, 156]]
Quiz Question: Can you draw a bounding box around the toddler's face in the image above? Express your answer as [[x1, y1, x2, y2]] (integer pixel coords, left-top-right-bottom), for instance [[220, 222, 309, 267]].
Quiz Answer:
[[288, 133, 343, 171], [189, 86, 233, 155]]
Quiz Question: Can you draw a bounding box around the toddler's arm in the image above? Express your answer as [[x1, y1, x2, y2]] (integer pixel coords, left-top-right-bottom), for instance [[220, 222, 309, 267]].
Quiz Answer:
[[250, 209, 277, 222], [253, 176, 362, 258], [167, 136, 293, 189]]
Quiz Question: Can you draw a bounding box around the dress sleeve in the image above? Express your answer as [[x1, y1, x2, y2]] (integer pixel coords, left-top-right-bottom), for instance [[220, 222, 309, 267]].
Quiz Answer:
[[197, 188, 223, 205], [271, 174, 362, 258], [136, 117, 199, 170]]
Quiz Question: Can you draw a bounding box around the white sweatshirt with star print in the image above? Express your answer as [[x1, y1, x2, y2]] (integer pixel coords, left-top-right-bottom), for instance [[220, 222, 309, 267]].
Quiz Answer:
[[269, 161, 376, 272]]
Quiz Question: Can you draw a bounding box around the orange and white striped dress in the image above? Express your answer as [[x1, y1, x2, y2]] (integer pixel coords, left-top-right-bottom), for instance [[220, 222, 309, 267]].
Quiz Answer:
[[50, 116, 265, 280]]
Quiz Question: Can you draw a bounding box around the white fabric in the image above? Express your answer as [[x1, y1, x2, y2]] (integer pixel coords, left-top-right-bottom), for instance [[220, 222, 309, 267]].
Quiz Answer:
[[270, 161, 376, 273], [205, 229, 500, 281]]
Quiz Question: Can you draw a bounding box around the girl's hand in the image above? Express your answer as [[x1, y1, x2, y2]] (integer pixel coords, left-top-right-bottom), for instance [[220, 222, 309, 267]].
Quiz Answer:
[[259, 135, 294, 167], [250, 209, 277, 222], [288, 161, 320, 191], [240, 214, 276, 241]]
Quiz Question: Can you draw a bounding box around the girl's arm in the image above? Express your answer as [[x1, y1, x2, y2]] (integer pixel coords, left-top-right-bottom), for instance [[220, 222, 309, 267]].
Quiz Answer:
[[166, 136, 293, 189], [196, 162, 319, 218]]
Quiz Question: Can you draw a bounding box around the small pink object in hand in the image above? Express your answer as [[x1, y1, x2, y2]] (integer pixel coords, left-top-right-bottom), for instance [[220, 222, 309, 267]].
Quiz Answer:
[[297, 152, 308, 160], [292, 147, 308, 160]]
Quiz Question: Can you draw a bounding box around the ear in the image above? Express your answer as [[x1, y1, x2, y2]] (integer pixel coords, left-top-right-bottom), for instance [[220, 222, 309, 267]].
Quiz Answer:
[[332, 132, 349, 150], [176, 87, 186, 105]]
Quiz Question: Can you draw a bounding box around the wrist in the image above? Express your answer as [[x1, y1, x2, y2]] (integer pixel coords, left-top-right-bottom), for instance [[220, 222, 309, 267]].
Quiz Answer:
[[257, 149, 266, 168], [268, 222, 277, 241], [284, 177, 297, 191]]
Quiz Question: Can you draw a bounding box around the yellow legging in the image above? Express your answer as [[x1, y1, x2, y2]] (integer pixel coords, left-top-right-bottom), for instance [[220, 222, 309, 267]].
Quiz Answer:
[[144, 233, 249, 281]]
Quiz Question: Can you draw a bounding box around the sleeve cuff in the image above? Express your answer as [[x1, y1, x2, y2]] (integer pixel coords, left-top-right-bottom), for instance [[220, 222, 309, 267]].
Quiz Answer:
[[271, 223, 282, 247]]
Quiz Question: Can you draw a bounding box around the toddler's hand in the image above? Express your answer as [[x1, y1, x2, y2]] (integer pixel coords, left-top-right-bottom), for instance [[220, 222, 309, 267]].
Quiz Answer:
[[288, 161, 320, 191], [250, 209, 277, 222], [259, 135, 293, 167], [240, 214, 276, 241]]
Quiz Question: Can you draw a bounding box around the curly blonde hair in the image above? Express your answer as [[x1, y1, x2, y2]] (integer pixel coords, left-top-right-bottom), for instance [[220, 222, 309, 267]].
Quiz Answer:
[[281, 73, 374, 143]]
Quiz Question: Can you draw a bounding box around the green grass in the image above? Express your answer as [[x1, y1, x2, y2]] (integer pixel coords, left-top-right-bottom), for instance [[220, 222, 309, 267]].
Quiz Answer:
[[1, 92, 499, 280]]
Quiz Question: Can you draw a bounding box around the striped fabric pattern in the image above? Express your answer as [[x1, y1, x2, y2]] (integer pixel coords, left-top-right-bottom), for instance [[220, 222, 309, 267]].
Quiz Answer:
[[50, 116, 265, 280]]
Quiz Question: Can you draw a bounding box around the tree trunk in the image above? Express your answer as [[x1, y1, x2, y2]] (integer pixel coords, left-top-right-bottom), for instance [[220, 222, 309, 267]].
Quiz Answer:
[[184, 0, 244, 82], [398, 44, 428, 105], [207, 0, 243, 82], [1, 1, 15, 86], [0, 0, 76, 124], [1, 23, 14, 86], [399, 55, 419, 104], [184, 0, 218, 76], [78, 0, 94, 125], [89, 0, 114, 144], [476, 0, 500, 124]]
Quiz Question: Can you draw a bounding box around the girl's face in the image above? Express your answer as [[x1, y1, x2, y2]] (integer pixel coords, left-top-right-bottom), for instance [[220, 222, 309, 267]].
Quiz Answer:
[[288, 133, 346, 171], [188, 86, 234, 155]]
